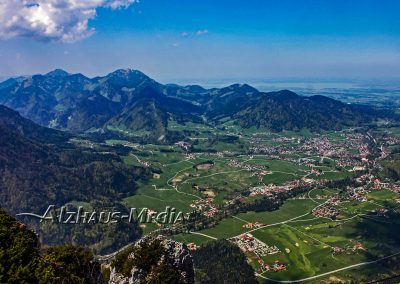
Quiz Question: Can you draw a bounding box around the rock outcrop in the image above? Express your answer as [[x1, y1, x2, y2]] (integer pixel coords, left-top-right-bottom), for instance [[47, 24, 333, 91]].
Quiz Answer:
[[109, 235, 194, 284]]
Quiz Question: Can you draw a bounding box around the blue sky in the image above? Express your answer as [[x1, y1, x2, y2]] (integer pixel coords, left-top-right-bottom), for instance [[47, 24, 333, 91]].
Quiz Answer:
[[0, 0, 399, 83]]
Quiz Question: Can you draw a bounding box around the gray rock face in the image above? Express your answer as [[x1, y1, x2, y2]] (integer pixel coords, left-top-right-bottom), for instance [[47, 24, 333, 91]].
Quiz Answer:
[[108, 235, 194, 284], [109, 267, 128, 284]]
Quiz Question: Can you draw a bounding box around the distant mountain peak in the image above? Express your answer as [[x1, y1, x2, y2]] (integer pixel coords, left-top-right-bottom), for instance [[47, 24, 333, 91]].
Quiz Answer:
[[109, 68, 146, 77], [225, 83, 259, 93], [45, 69, 70, 77]]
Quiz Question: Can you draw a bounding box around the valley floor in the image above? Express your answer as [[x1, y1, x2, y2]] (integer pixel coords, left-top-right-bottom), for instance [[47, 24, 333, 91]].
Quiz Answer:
[[82, 122, 400, 283]]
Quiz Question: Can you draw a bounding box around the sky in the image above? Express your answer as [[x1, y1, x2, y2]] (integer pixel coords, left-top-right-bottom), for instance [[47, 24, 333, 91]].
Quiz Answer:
[[0, 0, 399, 84]]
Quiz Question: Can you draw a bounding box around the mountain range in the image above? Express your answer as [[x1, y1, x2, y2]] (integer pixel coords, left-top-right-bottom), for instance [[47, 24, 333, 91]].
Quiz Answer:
[[0, 69, 397, 141]]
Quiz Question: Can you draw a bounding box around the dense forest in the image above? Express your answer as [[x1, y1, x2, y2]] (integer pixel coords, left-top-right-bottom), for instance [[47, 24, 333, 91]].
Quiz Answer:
[[192, 239, 257, 284], [0, 105, 150, 253], [0, 208, 105, 284]]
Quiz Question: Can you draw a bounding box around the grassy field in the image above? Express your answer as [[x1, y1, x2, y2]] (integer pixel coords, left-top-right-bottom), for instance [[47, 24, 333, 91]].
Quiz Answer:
[[101, 123, 400, 282]]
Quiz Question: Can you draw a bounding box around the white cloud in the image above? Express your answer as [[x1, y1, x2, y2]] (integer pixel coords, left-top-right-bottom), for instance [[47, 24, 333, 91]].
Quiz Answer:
[[180, 29, 209, 37], [195, 29, 208, 36], [0, 0, 137, 42]]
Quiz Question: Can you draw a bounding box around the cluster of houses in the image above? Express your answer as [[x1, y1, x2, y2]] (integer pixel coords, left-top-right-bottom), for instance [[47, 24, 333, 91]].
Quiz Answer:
[[250, 145, 278, 155], [248, 177, 326, 198], [355, 173, 374, 184], [389, 184, 400, 193], [346, 187, 368, 202], [358, 144, 370, 160], [310, 168, 324, 176], [200, 151, 226, 158], [257, 259, 288, 273], [245, 132, 373, 177], [141, 160, 151, 167], [352, 242, 365, 251], [228, 159, 269, 172], [175, 141, 191, 151], [272, 136, 300, 144], [301, 176, 323, 186], [189, 198, 219, 217], [242, 222, 264, 229], [185, 153, 196, 160], [382, 135, 400, 146], [249, 185, 289, 197], [336, 158, 365, 169], [332, 242, 365, 255], [312, 204, 340, 219], [300, 137, 338, 157], [230, 233, 280, 258], [312, 197, 340, 219], [251, 170, 274, 182], [128, 153, 151, 167], [296, 133, 371, 167], [356, 173, 400, 192], [186, 242, 198, 251], [311, 176, 399, 219]]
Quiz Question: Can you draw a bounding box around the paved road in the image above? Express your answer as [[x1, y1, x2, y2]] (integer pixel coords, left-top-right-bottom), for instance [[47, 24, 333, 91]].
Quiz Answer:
[[189, 231, 217, 240]]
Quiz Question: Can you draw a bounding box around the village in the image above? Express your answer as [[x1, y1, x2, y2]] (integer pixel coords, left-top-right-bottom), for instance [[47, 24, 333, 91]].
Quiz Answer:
[[189, 197, 220, 218], [312, 197, 340, 219], [229, 233, 280, 258], [113, 124, 400, 283], [246, 131, 375, 171]]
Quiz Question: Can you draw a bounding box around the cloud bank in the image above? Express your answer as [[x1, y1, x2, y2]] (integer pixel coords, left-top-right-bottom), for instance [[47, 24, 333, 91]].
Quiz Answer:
[[0, 0, 137, 42], [181, 29, 209, 37]]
